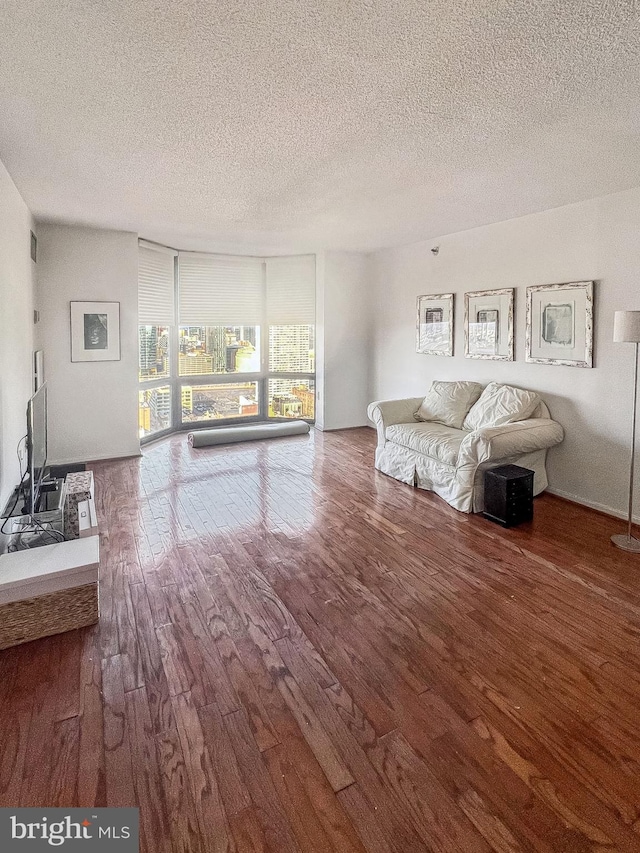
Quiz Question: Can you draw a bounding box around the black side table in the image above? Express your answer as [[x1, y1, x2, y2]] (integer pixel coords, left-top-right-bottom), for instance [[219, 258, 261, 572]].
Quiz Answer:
[[483, 464, 534, 528]]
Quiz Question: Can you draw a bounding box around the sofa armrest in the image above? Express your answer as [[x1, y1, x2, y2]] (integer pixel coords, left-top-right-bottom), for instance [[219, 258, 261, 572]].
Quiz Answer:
[[367, 398, 424, 446], [458, 418, 564, 467]]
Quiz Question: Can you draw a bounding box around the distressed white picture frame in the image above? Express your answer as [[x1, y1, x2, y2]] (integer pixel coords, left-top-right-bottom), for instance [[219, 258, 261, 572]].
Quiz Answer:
[[464, 288, 514, 361], [416, 294, 454, 356], [526, 281, 593, 367]]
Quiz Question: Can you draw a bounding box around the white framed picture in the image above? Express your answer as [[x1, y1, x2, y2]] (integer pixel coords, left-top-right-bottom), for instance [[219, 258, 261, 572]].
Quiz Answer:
[[416, 293, 454, 356], [526, 281, 593, 367], [70, 301, 121, 362], [464, 288, 514, 361]]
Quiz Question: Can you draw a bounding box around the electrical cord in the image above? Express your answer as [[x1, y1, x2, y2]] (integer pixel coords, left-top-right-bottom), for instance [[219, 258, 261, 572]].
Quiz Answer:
[[21, 486, 67, 546], [20, 513, 66, 546], [1, 433, 67, 548], [12, 528, 65, 548], [0, 436, 29, 535], [0, 477, 27, 535]]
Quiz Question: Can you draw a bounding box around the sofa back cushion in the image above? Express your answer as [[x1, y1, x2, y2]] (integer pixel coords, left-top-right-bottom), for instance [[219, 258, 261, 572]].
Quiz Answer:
[[415, 381, 484, 430], [462, 382, 540, 431]]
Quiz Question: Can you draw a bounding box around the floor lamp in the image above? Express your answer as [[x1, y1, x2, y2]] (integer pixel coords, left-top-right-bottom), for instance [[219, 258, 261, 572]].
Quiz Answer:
[[612, 310, 640, 552]]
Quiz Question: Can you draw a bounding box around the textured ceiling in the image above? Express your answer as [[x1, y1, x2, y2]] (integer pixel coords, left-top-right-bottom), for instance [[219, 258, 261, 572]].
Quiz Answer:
[[1, 1, 640, 253]]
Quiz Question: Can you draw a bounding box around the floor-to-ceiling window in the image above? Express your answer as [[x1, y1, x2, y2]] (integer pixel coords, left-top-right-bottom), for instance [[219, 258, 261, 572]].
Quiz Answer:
[[264, 255, 316, 420], [138, 242, 315, 441], [138, 243, 177, 439]]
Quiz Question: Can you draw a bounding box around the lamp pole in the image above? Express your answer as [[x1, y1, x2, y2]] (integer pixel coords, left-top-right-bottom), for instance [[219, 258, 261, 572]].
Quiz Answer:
[[612, 338, 640, 552]]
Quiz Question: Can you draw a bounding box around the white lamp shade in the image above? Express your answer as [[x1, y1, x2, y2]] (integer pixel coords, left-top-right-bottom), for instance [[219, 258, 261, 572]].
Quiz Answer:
[[613, 310, 640, 342]]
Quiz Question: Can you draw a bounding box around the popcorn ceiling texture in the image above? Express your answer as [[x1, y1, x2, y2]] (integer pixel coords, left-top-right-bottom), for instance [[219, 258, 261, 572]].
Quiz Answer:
[[1, 0, 640, 253]]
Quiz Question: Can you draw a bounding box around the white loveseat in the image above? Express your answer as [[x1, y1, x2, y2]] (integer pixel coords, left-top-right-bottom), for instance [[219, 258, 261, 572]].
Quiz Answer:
[[367, 381, 564, 513]]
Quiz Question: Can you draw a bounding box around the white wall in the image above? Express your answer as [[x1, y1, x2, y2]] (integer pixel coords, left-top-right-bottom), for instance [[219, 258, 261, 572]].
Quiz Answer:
[[370, 187, 640, 518], [0, 160, 35, 509], [36, 224, 139, 465], [316, 251, 371, 430]]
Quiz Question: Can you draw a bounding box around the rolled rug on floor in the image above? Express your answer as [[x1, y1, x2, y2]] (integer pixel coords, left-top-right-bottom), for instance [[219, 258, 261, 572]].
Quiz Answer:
[[188, 420, 310, 448]]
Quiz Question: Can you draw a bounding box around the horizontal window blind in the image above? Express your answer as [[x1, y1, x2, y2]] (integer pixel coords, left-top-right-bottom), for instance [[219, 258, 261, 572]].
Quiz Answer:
[[178, 253, 264, 326], [266, 255, 316, 325], [138, 244, 176, 325]]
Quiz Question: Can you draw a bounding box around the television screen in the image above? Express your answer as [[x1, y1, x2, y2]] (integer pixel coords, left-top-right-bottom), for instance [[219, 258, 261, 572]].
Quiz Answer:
[[27, 384, 47, 514]]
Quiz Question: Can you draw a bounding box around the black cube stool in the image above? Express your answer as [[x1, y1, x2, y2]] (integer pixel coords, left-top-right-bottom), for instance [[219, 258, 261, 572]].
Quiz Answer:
[[483, 464, 534, 528]]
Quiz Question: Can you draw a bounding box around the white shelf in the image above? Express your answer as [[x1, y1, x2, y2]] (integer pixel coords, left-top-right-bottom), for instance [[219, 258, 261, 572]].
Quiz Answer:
[[0, 534, 99, 605]]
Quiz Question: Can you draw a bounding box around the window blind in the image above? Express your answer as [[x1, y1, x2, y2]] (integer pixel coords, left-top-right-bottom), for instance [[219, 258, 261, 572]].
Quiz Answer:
[[138, 244, 176, 325], [266, 255, 316, 325], [178, 253, 264, 326]]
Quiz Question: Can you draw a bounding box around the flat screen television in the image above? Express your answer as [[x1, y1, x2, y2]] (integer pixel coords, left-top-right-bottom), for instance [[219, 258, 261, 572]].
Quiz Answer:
[[26, 383, 48, 515]]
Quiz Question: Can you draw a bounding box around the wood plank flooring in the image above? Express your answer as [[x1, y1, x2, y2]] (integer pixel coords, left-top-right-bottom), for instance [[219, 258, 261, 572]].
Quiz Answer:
[[2, 426, 640, 852]]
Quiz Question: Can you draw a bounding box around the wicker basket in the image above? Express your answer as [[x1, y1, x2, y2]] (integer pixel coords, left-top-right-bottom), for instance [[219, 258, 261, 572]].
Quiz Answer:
[[0, 582, 98, 650]]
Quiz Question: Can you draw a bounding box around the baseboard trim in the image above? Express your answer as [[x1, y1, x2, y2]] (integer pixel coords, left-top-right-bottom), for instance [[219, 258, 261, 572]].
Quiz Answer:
[[546, 487, 638, 525], [50, 449, 142, 466], [321, 423, 370, 432]]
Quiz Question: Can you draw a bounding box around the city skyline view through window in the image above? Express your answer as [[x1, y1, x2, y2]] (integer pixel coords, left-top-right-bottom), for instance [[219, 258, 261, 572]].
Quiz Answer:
[[179, 326, 260, 376], [138, 323, 315, 437]]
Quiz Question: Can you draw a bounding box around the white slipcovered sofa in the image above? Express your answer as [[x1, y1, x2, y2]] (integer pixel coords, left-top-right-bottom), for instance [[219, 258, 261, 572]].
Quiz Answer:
[[367, 381, 564, 513]]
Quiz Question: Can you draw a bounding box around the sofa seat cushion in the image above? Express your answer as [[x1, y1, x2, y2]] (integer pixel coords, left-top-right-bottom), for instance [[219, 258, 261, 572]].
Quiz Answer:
[[385, 422, 464, 466]]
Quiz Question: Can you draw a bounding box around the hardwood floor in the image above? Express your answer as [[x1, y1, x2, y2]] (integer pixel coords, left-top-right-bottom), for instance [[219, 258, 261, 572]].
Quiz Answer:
[[2, 426, 640, 851]]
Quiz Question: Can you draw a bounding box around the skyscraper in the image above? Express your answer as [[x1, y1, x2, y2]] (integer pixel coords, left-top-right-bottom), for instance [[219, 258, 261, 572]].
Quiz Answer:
[[240, 326, 256, 347], [226, 343, 241, 372], [181, 386, 193, 414], [179, 353, 214, 374], [269, 325, 312, 372], [149, 386, 171, 432], [139, 326, 158, 376], [205, 326, 227, 373]]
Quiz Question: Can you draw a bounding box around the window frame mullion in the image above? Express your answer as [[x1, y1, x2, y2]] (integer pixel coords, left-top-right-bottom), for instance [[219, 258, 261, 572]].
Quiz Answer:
[[260, 259, 268, 418], [170, 253, 181, 430]]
